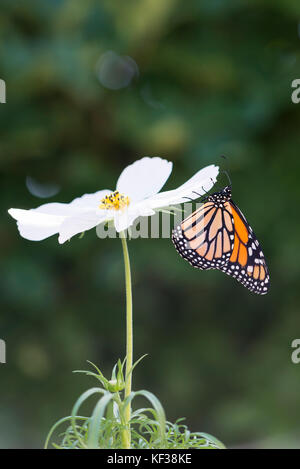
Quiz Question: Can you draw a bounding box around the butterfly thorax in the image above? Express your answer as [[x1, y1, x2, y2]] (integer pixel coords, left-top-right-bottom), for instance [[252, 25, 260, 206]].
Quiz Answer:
[[205, 185, 232, 207]]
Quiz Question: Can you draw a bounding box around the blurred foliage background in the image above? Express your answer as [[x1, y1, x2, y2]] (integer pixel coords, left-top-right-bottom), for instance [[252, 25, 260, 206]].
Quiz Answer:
[[1, 0, 300, 449]]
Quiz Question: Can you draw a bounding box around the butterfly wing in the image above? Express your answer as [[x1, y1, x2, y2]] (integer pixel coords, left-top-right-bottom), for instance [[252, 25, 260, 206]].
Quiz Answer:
[[172, 200, 235, 270], [221, 200, 270, 295], [172, 198, 270, 295]]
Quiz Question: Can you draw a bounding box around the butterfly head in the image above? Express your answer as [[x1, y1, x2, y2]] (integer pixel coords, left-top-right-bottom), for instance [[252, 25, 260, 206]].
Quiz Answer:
[[205, 185, 232, 206], [220, 185, 232, 199]]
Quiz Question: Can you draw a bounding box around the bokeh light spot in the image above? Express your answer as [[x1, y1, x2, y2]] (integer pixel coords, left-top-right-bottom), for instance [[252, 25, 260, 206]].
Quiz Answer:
[[26, 176, 60, 198], [96, 51, 139, 90]]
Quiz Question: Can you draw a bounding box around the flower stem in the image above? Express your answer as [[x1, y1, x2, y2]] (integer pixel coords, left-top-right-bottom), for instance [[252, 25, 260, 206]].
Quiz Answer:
[[120, 231, 133, 449]]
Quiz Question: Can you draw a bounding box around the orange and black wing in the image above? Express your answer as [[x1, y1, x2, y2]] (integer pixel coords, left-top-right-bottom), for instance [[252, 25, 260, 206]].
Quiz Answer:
[[222, 200, 270, 295], [172, 200, 235, 270], [172, 198, 270, 295]]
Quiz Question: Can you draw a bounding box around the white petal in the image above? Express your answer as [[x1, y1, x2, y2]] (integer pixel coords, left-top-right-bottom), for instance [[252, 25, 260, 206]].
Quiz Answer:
[[14, 224, 61, 241], [58, 211, 109, 244], [147, 164, 219, 209], [69, 190, 111, 209], [113, 208, 139, 233], [8, 208, 64, 225], [116, 157, 172, 202], [8, 208, 65, 241], [8, 190, 112, 243], [138, 207, 156, 217], [175, 164, 219, 193], [113, 204, 156, 232]]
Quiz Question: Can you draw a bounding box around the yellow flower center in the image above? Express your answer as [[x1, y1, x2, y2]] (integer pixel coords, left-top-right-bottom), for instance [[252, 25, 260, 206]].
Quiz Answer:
[[99, 191, 130, 210]]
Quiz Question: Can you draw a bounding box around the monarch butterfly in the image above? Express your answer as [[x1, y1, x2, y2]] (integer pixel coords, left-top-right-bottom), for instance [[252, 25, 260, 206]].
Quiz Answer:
[[171, 185, 270, 295]]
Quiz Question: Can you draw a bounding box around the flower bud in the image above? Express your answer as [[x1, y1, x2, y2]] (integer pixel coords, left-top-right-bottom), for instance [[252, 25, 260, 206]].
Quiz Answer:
[[107, 379, 125, 393]]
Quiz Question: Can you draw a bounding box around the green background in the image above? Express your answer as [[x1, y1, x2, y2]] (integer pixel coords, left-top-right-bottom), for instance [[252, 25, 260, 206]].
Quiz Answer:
[[1, 0, 300, 448]]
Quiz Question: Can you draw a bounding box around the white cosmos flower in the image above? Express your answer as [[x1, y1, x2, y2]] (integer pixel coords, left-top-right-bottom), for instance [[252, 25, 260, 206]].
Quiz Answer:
[[8, 157, 219, 244]]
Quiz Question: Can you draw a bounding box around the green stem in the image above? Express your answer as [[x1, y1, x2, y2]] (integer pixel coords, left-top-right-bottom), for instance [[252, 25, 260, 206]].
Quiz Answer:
[[120, 231, 133, 449]]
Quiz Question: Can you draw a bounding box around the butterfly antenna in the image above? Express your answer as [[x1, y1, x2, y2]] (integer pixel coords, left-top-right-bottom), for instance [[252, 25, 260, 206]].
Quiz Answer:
[[222, 170, 232, 187], [219, 155, 232, 187]]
